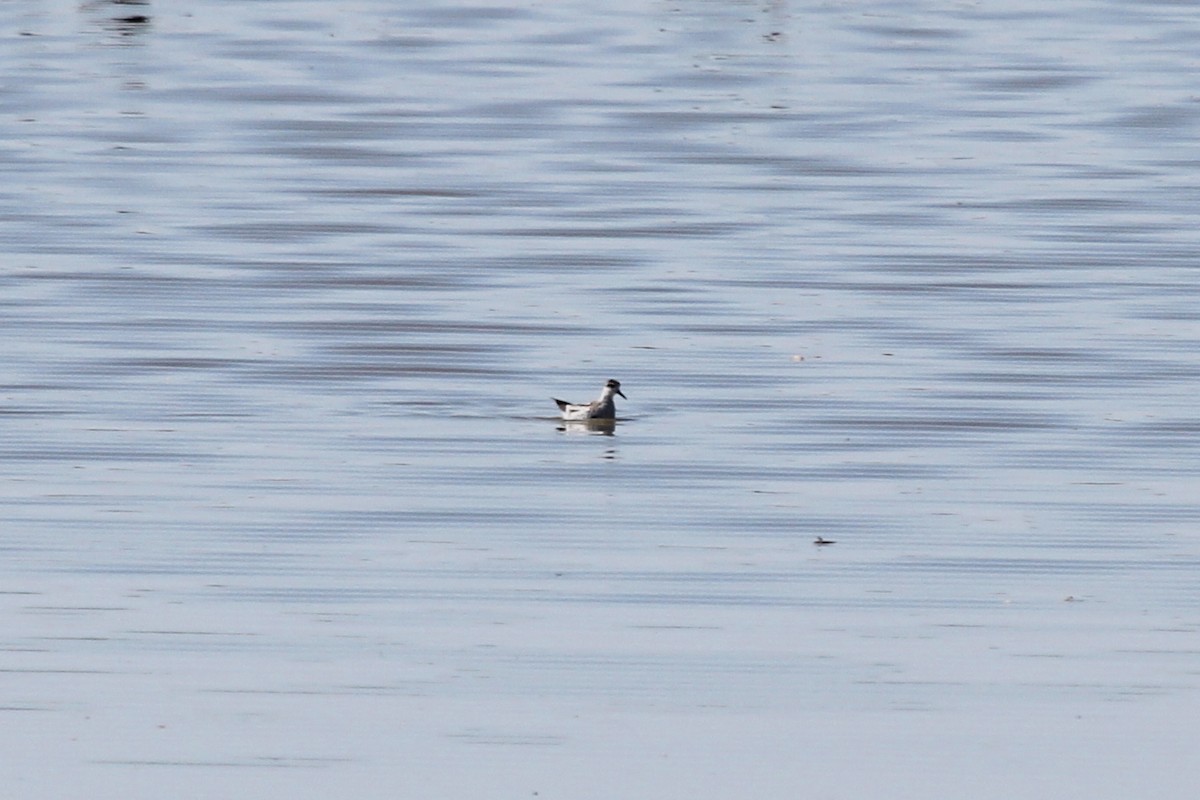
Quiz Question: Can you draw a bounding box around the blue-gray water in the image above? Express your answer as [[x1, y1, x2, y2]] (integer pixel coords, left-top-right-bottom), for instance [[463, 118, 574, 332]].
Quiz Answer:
[[4, 1, 1199, 797]]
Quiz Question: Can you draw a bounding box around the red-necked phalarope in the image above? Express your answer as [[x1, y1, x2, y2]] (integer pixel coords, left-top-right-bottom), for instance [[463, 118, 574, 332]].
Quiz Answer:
[[553, 379, 626, 420]]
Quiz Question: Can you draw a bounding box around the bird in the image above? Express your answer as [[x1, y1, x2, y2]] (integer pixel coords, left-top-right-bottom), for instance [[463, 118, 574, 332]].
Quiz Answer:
[[553, 379, 626, 420]]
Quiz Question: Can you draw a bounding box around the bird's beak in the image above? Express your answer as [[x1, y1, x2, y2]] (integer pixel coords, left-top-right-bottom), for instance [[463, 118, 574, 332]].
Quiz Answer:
[[617, 389, 627, 399]]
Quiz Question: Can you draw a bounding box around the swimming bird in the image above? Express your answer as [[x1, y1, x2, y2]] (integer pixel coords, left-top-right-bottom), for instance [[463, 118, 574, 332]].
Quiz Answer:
[[553, 379, 626, 420]]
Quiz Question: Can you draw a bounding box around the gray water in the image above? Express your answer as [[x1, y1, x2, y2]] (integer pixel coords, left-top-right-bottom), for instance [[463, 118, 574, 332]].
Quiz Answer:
[[3, 0, 1199, 797]]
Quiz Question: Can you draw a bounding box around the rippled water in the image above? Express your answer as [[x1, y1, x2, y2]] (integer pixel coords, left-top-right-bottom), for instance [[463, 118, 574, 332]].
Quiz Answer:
[[3, 0, 1199, 797]]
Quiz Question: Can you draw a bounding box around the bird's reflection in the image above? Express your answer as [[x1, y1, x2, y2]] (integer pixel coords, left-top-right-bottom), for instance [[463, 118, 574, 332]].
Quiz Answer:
[[556, 418, 618, 436], [80, 0, 151, 40]]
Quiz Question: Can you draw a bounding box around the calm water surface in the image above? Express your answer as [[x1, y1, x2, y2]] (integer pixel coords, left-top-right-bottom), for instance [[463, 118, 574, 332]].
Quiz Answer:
[[3, 1, 1199, 797]]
